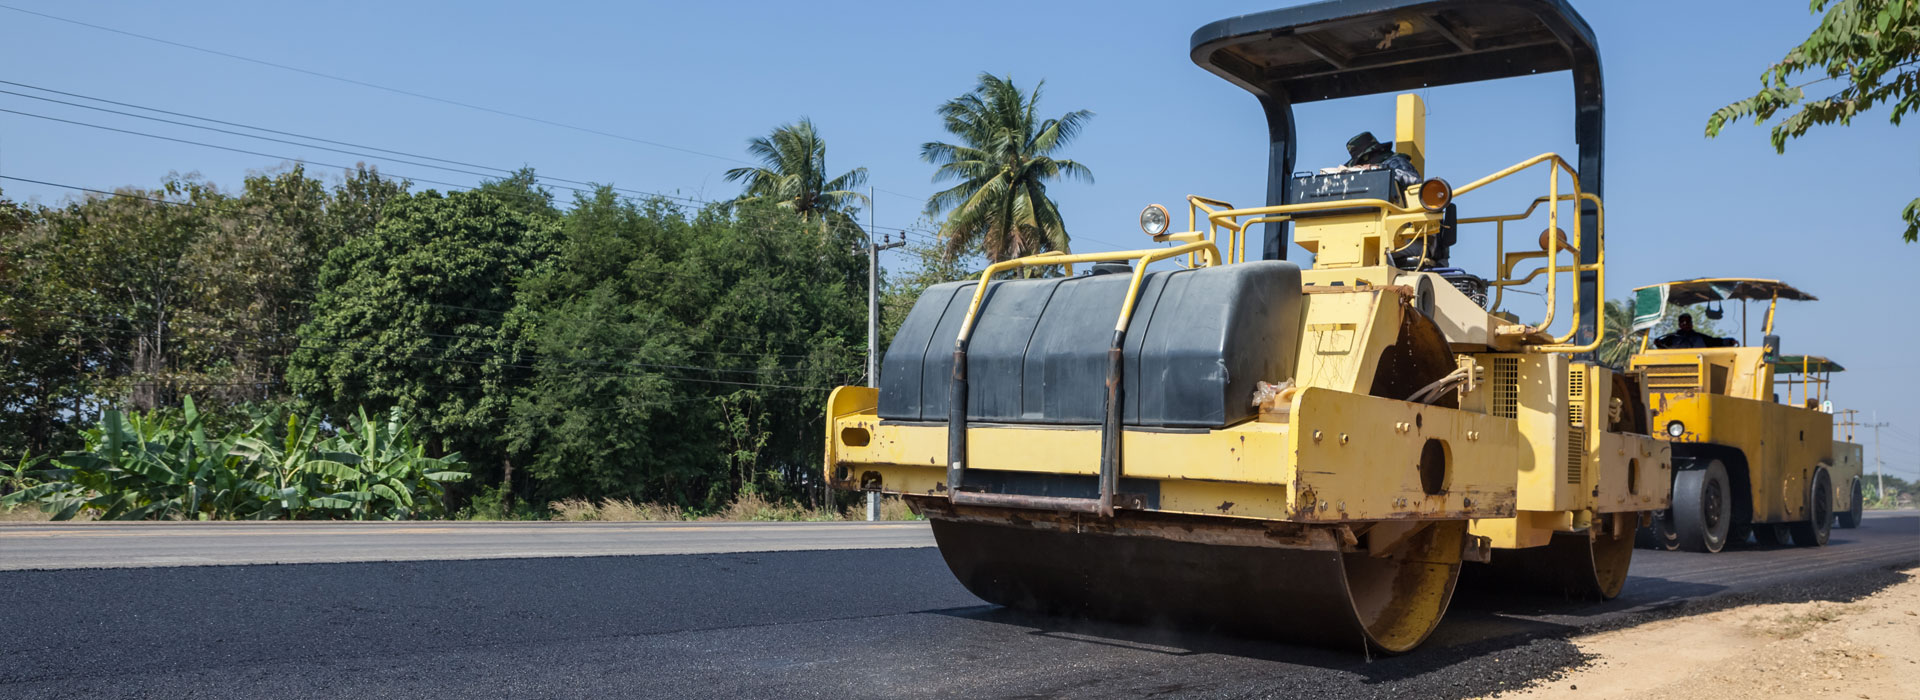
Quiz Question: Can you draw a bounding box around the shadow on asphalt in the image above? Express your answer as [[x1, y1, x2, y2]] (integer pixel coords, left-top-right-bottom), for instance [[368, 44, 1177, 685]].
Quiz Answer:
[[934, 604, 1589, 685], [930, 562, 1912, 686]]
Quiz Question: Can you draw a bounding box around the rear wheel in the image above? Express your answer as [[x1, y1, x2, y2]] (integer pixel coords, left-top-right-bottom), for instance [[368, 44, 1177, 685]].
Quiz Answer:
[[1788, 468, 1833, 547], [1674, 460, 1732, 553], [1836, 479, 1864, 529]]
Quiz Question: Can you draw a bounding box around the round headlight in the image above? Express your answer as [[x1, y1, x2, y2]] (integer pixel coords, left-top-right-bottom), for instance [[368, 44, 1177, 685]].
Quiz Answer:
[[1418, 178, 1452, 212], [1139, 204, 1170, 237], [1666, 420, 1685, 438]]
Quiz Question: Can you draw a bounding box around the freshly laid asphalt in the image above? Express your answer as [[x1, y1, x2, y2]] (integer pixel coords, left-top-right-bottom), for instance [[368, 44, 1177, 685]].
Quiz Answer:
[[0, 512, 1913, 699]]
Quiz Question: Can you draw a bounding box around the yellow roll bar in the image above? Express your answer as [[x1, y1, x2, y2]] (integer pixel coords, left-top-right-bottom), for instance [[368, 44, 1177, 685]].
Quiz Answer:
[[954, 240, 1224, 345]]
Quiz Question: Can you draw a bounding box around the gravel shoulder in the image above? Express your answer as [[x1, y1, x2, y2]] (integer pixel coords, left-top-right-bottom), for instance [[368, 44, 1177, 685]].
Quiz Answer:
[[1488, 568, 1920, 699]]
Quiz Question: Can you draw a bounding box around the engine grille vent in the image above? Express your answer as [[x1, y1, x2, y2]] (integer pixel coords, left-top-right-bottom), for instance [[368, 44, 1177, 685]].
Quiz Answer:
[[1489, 357, 1520, 419], [1566, 369, 1587, 485]]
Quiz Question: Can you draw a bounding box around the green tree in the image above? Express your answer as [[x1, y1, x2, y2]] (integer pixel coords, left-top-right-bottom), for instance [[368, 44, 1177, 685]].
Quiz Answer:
[[1706, 0, 1920, 241], [723, 118, 869, 232], [880, 237, 984, 346], [0, 189, 102, 457], [922, 73, 1093, 263], [503, 194, 863, 506], [288, 178, 560, 489]]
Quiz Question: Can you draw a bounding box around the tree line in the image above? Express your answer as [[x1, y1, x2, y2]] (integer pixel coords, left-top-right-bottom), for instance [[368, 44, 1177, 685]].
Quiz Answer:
[[0, 73, 1091, 516]]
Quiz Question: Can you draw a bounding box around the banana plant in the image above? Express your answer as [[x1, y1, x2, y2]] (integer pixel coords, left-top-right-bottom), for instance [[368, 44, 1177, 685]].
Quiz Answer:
[[4, 399, 470, 520], [306, 407, 467, 520]]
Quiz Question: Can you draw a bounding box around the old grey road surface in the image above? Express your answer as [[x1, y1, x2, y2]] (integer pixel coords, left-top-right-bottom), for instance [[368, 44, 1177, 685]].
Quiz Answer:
[[1, 512, 1914, 699], [0, 520, 933, 570]]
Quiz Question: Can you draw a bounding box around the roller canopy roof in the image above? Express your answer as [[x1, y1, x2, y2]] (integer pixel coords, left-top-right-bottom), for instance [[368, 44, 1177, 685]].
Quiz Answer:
[[1190, 0, 1600, 103], [1768, 355, 1845, 374], [1188, 0, 1605, 346], [1636, 278, 1819, 306]]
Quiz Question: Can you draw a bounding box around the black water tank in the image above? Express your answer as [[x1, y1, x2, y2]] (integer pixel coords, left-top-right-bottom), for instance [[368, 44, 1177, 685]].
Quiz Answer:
[[878, 261, 1303, 428]]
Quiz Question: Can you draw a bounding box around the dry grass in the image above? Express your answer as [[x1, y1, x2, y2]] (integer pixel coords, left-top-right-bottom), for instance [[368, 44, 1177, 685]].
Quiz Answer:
[[713, 490, 841, 522], [0, 504, 54, 522], [546, 493, 922, 522], [841, 495, 920, 522], [547, 498, 687, 522]]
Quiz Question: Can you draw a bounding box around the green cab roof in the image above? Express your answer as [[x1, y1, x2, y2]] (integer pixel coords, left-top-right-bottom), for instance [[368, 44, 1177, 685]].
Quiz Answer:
[[1630, 278, 1817, 332]]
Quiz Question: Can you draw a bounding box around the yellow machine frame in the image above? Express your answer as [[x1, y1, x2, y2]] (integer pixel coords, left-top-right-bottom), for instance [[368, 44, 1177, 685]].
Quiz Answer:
[[828, 93, 1666, 555]]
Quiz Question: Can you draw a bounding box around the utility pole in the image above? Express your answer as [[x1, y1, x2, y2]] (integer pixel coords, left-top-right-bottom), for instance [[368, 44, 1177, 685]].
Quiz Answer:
[[865, 187, 903, 521], [1865, 411, 1891, 503]]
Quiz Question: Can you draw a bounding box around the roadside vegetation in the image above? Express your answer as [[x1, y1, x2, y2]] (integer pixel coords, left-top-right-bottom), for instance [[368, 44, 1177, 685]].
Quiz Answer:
[[1866, 475, 1915, 509], [1, 398, 466, 520], [0, 76, 1093, 521], [1706, 0, 1919, 242]]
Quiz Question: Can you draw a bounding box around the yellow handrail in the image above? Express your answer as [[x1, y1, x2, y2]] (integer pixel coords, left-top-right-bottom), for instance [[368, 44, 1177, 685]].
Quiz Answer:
[[1183, 152, 1605, 354]]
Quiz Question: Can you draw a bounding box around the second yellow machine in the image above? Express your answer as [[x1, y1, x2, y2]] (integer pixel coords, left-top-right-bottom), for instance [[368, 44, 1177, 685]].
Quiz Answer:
[[825, 0, 1669, 653], [1629, 278, 1867, 552]]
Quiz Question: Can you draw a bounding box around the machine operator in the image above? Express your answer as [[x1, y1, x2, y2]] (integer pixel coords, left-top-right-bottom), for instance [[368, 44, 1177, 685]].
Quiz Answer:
[[1655, 313, 1727, 349]]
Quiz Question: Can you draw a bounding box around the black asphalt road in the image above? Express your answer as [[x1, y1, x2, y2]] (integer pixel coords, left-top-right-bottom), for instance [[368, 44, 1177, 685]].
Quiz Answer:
[[1, 513, 1913, 699]]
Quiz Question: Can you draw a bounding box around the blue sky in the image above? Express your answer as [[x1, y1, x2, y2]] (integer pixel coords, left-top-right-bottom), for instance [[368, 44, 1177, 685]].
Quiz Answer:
[[2, 1, 1915, 475]]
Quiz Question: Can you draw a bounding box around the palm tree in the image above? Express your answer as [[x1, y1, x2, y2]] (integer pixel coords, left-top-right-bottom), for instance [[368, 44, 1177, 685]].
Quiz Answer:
[[921, 73, 1093, 263], [1597, 298, 1640, 369], [724, 118, 868, 232]]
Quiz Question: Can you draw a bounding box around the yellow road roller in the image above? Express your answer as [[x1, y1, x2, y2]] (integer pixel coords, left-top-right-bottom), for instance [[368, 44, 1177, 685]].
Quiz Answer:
[[825, 0, 1668, 653], [1629, 278, 1867, 551]]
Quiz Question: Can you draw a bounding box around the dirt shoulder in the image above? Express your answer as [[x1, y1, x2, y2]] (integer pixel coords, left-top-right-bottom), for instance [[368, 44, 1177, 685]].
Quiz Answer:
[[1489, 566, 1920, 699]]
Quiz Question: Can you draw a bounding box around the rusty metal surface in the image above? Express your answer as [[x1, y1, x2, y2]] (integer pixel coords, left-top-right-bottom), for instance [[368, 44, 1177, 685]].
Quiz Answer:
[[949, 491, 1105, 514]]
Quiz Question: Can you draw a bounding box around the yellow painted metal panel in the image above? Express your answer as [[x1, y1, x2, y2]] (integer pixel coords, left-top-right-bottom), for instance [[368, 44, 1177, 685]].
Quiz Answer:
[[1648, 390, 1839, 524], [1285, 387, 1519, 521], [831, 419, 1291, 484], [1595, 431, 1671, 513], [1512, 354, 1570, 511], [1469, 510, 1563, 549]]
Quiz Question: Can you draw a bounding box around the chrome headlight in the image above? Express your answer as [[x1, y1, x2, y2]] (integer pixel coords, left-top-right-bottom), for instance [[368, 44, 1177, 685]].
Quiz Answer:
[[1139, 204, 1170, 237], [1666, 420, 1685, 438]]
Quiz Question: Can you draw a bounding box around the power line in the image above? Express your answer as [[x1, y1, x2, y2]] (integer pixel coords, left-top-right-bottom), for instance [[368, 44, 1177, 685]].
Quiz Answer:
[[0, 82, 712, 206], [0, 3, 755, 166], [0, 108, 480, 192], [0, 105, 939, 240], [0, 81, 503, 171]]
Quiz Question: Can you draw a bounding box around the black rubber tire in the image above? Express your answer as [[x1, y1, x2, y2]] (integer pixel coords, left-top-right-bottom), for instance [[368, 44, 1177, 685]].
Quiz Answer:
[[1637, 509, 1681, 550], [1836, 479, 1864, 529], [1674, 459, 1733, 553], [1789, 468, 1833, 547]]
